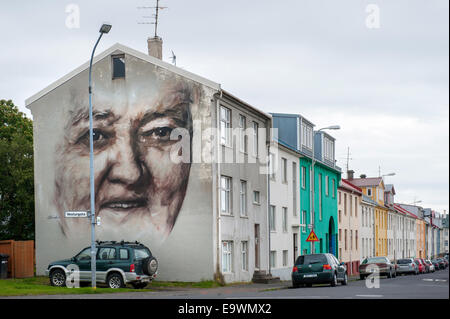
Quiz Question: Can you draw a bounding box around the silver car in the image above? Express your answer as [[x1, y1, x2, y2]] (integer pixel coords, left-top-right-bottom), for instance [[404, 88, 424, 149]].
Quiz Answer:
[[396, 258, 418, 275], [425, 260, 435, 272]]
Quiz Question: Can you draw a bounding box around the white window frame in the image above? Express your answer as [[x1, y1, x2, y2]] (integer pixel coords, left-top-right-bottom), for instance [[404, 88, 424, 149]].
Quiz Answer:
[[241, 241, 248, 271], [270, 251, 276, 268], [222, 241, 233, 273], [220, 176, 232, 215], [282, 250, 288, 267], [239, 114, 247, 153], [253, 190, 260, 205], [220, 106, 231, 147], [252, 121, 259, 157], [239, 180, 247, 217], [282, 207, 288, 232], [270, 205, 276, 232], [281, 157, 287, 183], [301, 166, 306, 189], [301, 210, 307, 233]]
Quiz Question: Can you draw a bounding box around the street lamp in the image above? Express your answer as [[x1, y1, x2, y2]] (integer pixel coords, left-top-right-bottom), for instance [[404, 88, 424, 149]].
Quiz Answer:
[[88, 23, 111, 289], [310, 125, 340, 255]]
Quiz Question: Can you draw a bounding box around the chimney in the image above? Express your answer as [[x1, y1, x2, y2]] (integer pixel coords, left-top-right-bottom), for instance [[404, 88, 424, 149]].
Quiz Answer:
[[347, 170, 354, 180], [148, 36, 163, 60], [360, 174, 366, 179]]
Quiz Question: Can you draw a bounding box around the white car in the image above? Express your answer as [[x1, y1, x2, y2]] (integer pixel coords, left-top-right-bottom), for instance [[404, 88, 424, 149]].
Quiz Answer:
[[425, 260, 435, 272]]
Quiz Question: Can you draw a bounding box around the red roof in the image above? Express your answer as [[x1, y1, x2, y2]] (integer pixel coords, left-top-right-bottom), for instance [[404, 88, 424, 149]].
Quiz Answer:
[[394, 204, 417, 219], [340, 179, 363, 194]]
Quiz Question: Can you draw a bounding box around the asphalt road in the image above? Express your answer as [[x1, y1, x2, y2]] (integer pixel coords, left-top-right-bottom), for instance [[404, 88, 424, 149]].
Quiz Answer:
[[4, 268, 448, 299]]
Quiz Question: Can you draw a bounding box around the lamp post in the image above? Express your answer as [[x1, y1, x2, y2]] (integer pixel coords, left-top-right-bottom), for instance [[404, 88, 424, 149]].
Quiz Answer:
[[88, 23, 111, 289], [310, 125, 340, 255]]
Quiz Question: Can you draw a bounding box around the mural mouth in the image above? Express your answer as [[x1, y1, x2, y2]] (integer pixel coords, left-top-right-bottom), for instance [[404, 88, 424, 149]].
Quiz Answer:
[[100, 198, 148, 211]]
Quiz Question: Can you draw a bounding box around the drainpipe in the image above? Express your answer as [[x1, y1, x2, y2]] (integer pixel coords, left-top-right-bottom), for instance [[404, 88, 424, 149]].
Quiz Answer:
[[215, 90, 222, 280], [267, 141, 271, 275]]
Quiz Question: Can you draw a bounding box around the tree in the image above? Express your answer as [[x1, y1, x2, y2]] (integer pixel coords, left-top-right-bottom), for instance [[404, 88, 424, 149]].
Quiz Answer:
[[0, 99, 34, 240]]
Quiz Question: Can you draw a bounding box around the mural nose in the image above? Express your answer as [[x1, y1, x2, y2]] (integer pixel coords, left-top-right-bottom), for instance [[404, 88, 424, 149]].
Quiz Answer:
[[108, 139, 142, 185]]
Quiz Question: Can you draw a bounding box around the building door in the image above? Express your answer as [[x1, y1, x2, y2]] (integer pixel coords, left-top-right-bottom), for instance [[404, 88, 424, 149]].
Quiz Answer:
[[293, 233, 298, 263], [255, 224, 260, 270]]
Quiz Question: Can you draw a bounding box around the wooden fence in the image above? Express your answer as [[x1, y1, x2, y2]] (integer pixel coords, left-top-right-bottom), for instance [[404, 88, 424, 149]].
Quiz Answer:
[[0, 240, 35, 278]]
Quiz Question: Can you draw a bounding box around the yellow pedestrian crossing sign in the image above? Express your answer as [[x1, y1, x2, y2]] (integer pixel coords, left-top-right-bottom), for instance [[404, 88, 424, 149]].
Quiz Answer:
[[306, 230, 319, 242]]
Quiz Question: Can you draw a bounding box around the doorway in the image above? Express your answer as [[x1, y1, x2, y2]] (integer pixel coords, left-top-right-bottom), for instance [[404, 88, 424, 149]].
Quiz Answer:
[[255, 224, 260, 270]]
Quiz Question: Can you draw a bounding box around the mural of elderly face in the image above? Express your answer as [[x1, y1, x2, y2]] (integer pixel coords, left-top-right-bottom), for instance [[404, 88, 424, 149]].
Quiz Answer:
[[55, 77, 196, 241]]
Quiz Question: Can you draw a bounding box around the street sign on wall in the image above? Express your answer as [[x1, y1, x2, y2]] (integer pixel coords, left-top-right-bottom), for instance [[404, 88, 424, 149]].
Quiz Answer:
[[64, 211, 89, 218]]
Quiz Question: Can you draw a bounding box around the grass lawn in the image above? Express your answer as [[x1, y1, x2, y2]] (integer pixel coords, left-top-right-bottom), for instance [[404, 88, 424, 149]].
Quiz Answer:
[[0, 277, 225, 296], [0, 277, 141, 296]]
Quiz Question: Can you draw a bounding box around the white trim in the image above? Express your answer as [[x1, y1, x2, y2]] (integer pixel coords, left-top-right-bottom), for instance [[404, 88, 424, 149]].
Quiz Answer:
[[25, 43, 221, 108]]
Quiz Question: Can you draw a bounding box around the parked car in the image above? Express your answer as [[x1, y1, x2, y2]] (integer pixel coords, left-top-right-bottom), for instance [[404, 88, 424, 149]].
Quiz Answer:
[[46, 241, 158, 289], [431, 259, 440, 270], [291, 253, 347, 288], [414, 258, 426, 273], [420, 258, 431, 273], [359, 256, 396, 279], [425, 260, 435, 272], [436, 258, 447, 269], [396, 258, 418, 275]]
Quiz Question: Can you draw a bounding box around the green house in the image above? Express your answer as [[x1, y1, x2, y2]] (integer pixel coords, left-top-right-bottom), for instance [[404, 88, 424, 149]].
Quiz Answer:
[[271, 113, 342, 258], [299, 156, 341, 257]]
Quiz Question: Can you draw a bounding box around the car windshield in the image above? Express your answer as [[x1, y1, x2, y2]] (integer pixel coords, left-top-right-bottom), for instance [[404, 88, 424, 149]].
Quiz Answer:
[[295, 254, 328, 265], [76, 248, 91, 261], [397, 259, 412, 264], [134, 248, 151, 260], [362, 257, 386, 264]]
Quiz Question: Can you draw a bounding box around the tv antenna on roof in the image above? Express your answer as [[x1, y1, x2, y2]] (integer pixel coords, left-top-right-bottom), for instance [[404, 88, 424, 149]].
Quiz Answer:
[[137, 0, 167, 37]]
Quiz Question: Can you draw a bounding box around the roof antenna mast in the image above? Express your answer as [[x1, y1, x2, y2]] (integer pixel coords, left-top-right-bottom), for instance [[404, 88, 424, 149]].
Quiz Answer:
[[137, 0, 167, 37]]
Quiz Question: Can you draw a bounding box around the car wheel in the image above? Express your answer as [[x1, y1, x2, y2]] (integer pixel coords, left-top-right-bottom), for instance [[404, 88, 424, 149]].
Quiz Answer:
[[293, 282, 300, 288], [341, 273, 348, 285], [331, 273, 337, 287], [305, 283, 312, 287], [50, 269, 66, 287], [106, 273, 125, 289], [131, 282, 148, 289]]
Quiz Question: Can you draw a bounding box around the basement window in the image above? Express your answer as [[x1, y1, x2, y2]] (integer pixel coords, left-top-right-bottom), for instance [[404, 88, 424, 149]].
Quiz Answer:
[[112, 54, 125, 79]]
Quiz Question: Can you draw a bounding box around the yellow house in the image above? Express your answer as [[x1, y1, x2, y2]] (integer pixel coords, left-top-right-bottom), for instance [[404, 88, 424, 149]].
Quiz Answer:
[[347, 174, 388, 257], [416, 219, 426, 258]]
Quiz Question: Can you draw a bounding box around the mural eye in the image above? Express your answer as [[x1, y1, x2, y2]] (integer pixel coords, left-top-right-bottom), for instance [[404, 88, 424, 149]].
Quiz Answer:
[[141, 127, 174, 143], [77, 129, 110, 147]]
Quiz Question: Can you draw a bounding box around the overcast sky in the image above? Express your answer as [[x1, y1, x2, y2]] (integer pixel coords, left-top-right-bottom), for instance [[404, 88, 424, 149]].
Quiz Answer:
[[1, 0, 448, 213]]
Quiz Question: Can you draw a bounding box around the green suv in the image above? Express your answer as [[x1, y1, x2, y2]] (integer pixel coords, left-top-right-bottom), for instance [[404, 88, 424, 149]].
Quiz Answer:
[[45, 241, 158, 289]]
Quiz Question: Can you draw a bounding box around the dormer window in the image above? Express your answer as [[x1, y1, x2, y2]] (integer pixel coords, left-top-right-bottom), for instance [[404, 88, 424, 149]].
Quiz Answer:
[[301, 122, 313, 149], [112, 54, 125, 79], [323, 136, 334, 161]]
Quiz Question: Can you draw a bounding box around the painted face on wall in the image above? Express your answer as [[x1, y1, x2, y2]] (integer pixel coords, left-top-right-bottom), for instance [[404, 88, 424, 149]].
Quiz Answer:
[[55, 78, 196, 241]]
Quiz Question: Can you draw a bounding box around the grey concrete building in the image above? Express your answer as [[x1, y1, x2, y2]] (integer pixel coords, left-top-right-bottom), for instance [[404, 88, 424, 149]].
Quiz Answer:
[[26, 41, 271, 283]]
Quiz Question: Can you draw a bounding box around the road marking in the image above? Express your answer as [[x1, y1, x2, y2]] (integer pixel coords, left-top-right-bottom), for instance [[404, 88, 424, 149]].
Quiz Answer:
[[226, 296, 330, 299], [356, 294, 383, 298], [434, 279, 447, 282], [423, 279, 434, 281]]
